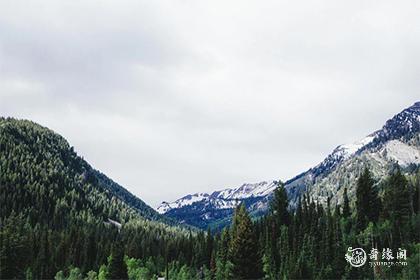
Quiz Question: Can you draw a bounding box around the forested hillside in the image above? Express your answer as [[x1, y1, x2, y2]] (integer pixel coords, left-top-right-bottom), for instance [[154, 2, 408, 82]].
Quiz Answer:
[[0, 117, 166, 222], [0, 118, 198, 279]]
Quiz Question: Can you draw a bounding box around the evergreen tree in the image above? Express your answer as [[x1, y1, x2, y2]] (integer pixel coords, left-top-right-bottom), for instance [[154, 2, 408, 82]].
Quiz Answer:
[[342, 187, 350, 219], [229, 205, 262, 279], [382, 166, 412, 247], [262, 230, 276, 280], [355, 167, 381, 231], [215, 229, 230, 280], [270, 181, 290, 227], [0, 214, 30, 279], [383, 167, 411, 222], [205, 228, 213, 268], [107, 243, 128, 280]]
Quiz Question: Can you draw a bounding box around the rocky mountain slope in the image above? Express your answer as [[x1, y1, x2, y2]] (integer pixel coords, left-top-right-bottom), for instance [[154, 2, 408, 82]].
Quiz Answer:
[[157, 102, 420, 229], [286, 101, 420, 207]]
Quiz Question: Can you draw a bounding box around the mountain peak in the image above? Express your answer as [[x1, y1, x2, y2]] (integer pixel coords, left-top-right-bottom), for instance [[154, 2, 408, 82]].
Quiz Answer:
[[371, 101, 420, 146], [412, 101, 420, 108]]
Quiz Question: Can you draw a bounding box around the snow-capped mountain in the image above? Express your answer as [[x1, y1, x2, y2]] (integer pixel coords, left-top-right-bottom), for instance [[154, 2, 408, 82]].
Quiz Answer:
[[157, 181, 279, 214], [156, 181, 279, 229], [157, 193, 210, 214], [157, 102, 420, 229], [285, 101, 420, 206], [212, 181, 279, 200]]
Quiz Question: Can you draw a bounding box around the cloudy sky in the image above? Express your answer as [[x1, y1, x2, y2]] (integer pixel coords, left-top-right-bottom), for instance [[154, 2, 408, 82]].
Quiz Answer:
[[0, 1, 419, 206]]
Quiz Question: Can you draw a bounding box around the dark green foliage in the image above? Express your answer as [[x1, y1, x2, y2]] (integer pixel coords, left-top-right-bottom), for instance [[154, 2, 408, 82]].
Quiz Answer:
[[382, 167, 413, 249], [229, 205, 262, 279], [411, 171, 420, 214], [0, 117, 167, 225], [355, 167, 381, 231], [270, 181, 290, 227], [0, 213, 31, 279], [254, 167, 419, 280], [342, 187, 350, 218], [382, 167, 411, 223], [0, 118, 203, 279], [107, 242, 128, 280]]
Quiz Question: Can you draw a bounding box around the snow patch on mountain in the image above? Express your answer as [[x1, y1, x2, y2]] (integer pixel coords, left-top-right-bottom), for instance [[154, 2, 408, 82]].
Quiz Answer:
[[381, 140, 420, 166], [157, 192, 209, 214], [216, 181, 278, 200], [156, 181, 278, 214], [326, 135, 376, 166], [339, 135, 375, 158], [207, 198, 240, 209]]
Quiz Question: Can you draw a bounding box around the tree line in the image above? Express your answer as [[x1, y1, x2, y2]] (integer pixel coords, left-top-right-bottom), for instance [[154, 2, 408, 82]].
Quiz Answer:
[[2, 167, 417, 279]]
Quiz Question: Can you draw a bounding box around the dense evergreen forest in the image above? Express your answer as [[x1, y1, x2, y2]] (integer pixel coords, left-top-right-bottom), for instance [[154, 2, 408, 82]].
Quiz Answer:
[[0, 118, 419, 279]]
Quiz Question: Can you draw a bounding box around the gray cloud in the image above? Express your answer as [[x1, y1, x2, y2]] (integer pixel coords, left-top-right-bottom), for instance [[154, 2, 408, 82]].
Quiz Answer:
[[1, 0, 419, 206]]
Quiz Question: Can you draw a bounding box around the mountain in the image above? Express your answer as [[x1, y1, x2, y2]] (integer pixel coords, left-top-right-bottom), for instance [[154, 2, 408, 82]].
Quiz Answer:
[[0, 117, 170, 224], [157, 181, 278, 214], [157, 181, 278, 229], [157, 102, 420, 229], [286, 101, 420, 207]]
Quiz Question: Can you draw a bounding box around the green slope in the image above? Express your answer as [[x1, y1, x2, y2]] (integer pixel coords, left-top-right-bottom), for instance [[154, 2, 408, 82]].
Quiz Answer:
[[0, 117, 193, 278], [0, 117, 167, 224]]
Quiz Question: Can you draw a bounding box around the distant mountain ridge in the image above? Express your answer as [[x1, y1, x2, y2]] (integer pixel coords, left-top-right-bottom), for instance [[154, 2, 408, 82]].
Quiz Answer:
[[157, 181, 278, 214], [157, 181, 279, 230], [158, 102, 420, 229]]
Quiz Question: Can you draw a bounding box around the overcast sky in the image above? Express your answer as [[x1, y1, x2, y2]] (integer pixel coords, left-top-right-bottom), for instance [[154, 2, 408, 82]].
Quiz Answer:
[[1, 1, 419, 207]]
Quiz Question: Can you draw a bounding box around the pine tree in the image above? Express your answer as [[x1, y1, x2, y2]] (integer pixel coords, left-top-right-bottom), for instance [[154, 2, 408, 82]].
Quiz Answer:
[[342, 187, 350, 218], [205, 228, 213, 268], [215, 229, 230, 280], [107, 242, 128, 280], [408, 170, 419, 215], [270, 181, 290, 227], [262, 230, 276, 280], [0, 214, 30, 279], [355, 167, 380, 231], [229, 205, 262, 279], [382, 166, 411, 247]]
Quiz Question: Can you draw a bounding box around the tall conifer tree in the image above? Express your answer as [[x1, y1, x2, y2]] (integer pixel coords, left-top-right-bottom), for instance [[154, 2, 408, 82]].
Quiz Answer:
[[107, 242, 128, 280], [270, 181, 290, 227], [355, 167, 380, 231], [342, 187, 350, 218], [229, 205, 262, 279], [382, 166, 411, 247]]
